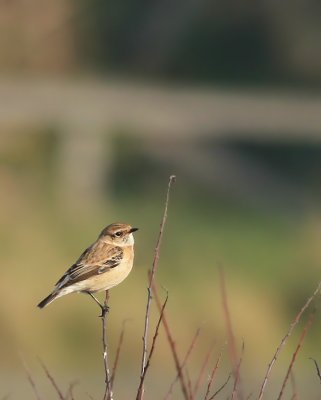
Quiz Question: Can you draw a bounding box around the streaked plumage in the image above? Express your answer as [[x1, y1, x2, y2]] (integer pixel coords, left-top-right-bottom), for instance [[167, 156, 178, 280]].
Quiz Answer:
[[37, 223, 138, 309]]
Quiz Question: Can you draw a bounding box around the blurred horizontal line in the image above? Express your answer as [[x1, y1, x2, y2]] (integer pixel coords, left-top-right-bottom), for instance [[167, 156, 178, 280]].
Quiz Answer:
[[0, 77, 321, 141]]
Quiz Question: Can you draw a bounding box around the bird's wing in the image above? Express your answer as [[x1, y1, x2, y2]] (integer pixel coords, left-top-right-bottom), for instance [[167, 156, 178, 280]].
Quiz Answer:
[[55, 245, 123, 289]]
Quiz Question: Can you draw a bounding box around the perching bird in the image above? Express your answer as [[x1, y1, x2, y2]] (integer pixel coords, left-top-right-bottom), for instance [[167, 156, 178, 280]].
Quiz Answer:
[[37, 223, 138, 311]]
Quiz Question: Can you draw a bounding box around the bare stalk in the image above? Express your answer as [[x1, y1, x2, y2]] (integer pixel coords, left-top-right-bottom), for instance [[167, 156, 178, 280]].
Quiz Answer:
[[21, 357, 42, 400], [289, 372, 298, 400], [185, 368, 193, 400], [136, 294, 168, 399], [277, 312, 314, 400], [310, 358, 321, 384], [257, 280, 321, 400], [65, 381, 78, 400], [165, 328, 201, 400], [219, 268, 243, 400], [152, 281, 189, 399], [138, 175, 176, 400], [38, 358, 65, 400], [231, 341, 245, 400], [101, 290, 113, 400], [204, 347, 225, 400], [208, 373, 232, 400], [110, 320, 129, 389], [193, 343, 215, 398]]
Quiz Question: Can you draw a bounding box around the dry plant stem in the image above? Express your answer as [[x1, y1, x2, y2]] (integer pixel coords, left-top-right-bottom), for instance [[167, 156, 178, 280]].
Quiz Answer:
[[257, 280, 321, 400], [231, 342, 245, 400], [136, 294, 168, 400], [208, 373, 232, 400], [165, 328, 201, 400], [21, 357, 42, 400], [138, 175, 176, 400], [152, 281, 189, 400], [289, 372, 298, 400], [193, 343, 215, 397], [110, 320, 128, 389], [219, 268, 243, 400], [277, 312, 315, 400], [185, 368, 193, 400], [101, 290, 113, 400], [204, 348, 224, 400], [310, 358, 321, 384], [38, 358, 65, 400]]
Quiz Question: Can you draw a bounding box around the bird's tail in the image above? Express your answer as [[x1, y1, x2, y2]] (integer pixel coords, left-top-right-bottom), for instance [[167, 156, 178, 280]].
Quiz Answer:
[[37, 291, 60, 309]]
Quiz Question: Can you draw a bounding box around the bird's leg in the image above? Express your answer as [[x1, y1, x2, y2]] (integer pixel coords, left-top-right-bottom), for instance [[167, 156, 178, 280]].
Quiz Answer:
[[87, 292, 109, 317]]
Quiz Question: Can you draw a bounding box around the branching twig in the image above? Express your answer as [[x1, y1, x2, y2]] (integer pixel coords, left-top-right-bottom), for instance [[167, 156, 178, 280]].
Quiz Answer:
[[219, 268, 243, 400], [277, 312, 315, 400], [111, 319, 129, 389], [101, 290, 113, 400], [152, 281, 189, 399], [136, 293, 168, 399], [138, 175, 176, 400], [310, 358, 321, 384], [204, 347, 225, 400], [165, 328, 201, 400], [38, 358, 65, 400], [258, 280, 321, 400], [193, 343, 215, 398], [208, 373, 232, 400]]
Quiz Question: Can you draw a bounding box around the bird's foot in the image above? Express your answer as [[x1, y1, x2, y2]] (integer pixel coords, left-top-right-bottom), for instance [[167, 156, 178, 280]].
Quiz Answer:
[[99, 304, 110, 318]]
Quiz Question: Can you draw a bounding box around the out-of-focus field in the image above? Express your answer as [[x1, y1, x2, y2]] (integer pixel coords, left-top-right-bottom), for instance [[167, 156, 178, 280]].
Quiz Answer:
[[1, 129, 321, 399]]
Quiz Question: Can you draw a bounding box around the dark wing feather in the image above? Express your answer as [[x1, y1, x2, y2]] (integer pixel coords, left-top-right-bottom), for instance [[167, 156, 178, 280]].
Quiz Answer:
[[55, 245, 123, 289]]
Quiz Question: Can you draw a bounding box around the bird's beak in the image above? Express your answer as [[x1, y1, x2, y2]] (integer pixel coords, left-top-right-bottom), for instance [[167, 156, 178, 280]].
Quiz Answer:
[[129, 227, 139, 233]]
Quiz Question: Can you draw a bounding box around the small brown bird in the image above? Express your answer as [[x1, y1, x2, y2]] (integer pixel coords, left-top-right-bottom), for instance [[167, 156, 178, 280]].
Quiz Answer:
[[37, 223, 138, 310]]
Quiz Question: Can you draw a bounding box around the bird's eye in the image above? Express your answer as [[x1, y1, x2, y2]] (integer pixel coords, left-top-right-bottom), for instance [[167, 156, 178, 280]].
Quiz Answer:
[[115, 231, 122, 237]]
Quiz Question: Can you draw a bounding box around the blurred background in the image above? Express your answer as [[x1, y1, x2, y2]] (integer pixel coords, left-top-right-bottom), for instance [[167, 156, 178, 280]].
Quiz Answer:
[[1, 0, 321, 398]]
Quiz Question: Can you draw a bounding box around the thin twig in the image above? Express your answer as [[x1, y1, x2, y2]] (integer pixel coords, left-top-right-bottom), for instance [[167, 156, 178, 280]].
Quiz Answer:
[[277, 312, 315, 400], [310, 358, 321, 384], [219, 268, 243, 400], [136, 293, 168, 399], [290, 371, 298, 400], [258, 280, 321, 400], [204, 347, 225, 400], [138, 175, 176, 400], [165, 328, 201, 400], [21, 357, 42, 400], [111, 319, 129, 389], [38, 358, 65, 400], [101, 290, 113, 400], [152, 281, 189, 399], [185, 368, 193, 400], [208, 373, 232, 400], [193, 343, 215, 398], [231, 341, 245, 400]]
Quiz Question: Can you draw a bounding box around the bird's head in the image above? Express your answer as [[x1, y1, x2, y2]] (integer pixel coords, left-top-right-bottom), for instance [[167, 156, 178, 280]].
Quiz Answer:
[[99, 223, 138, 245]]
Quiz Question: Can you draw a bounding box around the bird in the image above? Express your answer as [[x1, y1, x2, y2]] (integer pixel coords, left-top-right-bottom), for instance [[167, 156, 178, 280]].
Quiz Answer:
[[37, 222, 138, 311]]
